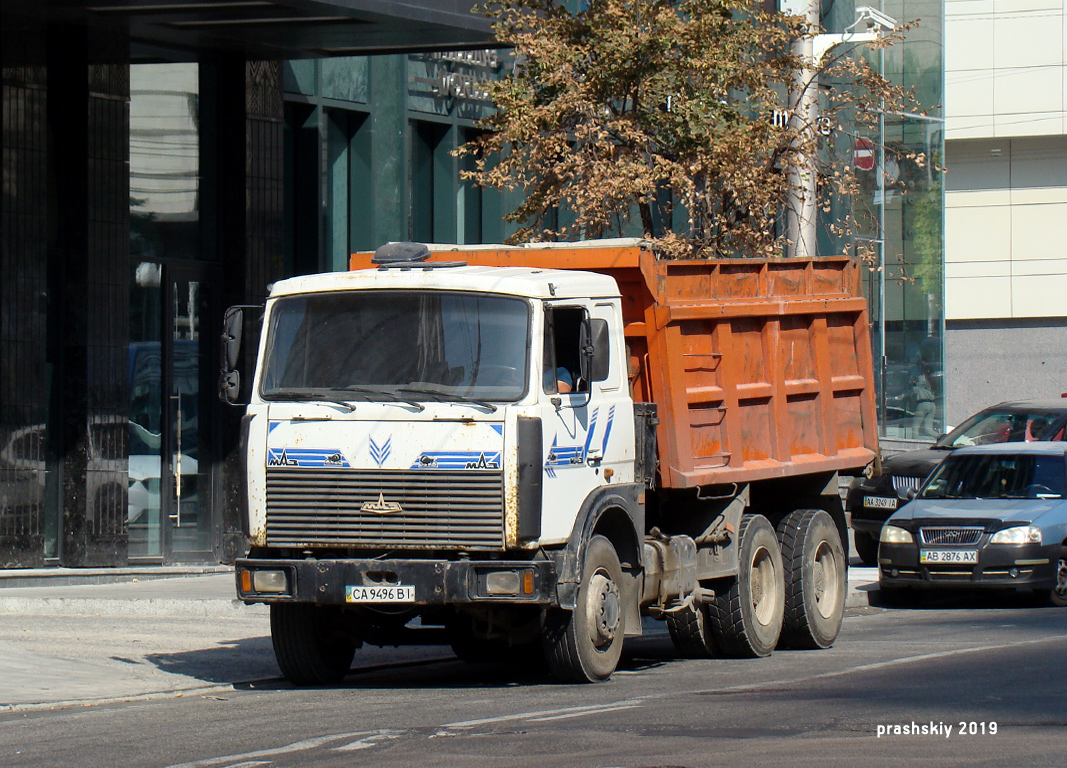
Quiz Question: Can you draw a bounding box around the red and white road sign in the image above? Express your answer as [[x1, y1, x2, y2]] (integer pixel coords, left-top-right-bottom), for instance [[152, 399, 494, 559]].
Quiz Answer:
[[853, 138, 876, 171]]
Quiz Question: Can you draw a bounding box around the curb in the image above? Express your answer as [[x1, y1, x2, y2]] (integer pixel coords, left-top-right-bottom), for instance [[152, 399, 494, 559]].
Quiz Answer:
[[0, 597, 268, 618], [0, 566, 232, 589]]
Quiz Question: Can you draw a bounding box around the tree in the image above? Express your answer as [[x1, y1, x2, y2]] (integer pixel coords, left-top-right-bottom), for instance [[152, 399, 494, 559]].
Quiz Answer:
[[460, 0, 921, 259]]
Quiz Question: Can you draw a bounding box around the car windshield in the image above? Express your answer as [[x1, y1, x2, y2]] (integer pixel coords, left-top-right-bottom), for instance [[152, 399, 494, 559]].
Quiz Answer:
[[920, 453, 1067, 500], [261, 290, 530, 403], [936, 408, 1066, 448]]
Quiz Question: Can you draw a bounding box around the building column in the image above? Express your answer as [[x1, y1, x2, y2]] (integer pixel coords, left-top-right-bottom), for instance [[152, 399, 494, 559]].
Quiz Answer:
[[48, 25, 131, 566], [0, 13, 50, 566], [211, 56, 284, 564]]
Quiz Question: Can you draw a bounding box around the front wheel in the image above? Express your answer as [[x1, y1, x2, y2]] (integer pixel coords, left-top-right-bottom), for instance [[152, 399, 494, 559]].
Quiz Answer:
[[1040, 545, 1067, 607], [707, 514, 785, 658], [270, 603, 358, 685], [853, 530, 879, 566], [777, 509, 847, 649], [543, 535, 626, 683]]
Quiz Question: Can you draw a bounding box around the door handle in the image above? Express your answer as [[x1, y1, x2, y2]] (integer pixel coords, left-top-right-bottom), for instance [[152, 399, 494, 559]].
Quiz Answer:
[[170, 393, 182, 526]]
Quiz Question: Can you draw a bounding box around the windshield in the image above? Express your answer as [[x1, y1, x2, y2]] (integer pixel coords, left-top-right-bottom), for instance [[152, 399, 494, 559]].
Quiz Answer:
[[261, 290, 530, 402], [937, 408, 1066, 448], [921, 453, 1067, 500]]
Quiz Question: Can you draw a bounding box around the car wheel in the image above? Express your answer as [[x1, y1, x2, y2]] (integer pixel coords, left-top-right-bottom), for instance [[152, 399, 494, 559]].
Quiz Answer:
[[853, 530, 879, 567], [1041, 545, 1067, 608]]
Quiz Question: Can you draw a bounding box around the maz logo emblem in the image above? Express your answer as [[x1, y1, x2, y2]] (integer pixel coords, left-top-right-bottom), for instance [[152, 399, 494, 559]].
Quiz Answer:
[[361, 492, 403, 515]]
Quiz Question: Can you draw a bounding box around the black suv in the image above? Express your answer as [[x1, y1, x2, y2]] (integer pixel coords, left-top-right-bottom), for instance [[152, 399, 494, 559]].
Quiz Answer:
[[847, 400, 1067, 565]]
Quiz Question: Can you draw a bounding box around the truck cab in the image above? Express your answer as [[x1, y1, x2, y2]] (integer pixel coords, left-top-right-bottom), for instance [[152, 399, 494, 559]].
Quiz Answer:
[[235, 249, 646, 683]]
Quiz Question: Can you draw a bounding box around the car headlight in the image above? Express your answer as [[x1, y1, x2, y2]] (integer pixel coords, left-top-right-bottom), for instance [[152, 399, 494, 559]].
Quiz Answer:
[[880, 525, 913, 544], [989, 525, 1042, 545]]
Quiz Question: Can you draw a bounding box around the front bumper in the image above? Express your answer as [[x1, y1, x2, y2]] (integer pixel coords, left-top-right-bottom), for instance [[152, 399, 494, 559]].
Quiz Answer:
[[879, 541, 1058, 590], [235, 557, 559, 606]]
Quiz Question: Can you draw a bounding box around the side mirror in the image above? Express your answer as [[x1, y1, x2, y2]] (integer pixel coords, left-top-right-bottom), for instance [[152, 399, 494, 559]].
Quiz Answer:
[[579, 318, 610, 383], [219, 306, 245, 405], [906, 487, 919, 500]]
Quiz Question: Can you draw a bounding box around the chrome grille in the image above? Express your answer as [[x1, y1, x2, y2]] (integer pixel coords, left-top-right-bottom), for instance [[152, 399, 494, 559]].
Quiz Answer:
[[265, 469, 505, 550], [892, 476, 924, 494], [919, 526, 984, 546]]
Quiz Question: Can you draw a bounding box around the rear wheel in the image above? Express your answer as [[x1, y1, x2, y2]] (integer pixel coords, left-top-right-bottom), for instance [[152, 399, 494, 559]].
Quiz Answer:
[[777, 509, 847, 649], [1040, 545, 1067, 607], [270, 603, 357, 685], [666, 601, 716, 658], [853, 530, 879, 566], [707, 514, 784, 658], [543, 535, 625, 682]]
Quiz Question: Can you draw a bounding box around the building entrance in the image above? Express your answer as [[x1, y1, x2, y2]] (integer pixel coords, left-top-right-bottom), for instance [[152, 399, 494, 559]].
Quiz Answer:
[[129, 261, 218, 562]]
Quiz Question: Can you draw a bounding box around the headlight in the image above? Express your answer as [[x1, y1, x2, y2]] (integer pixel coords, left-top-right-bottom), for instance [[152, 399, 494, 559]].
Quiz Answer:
[[880, 525, 913, 544], [989, 525, 1042, 545]]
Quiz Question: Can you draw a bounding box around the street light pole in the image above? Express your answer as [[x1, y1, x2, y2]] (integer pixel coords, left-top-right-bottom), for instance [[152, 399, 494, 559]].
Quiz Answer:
[[783, 3, 896, 260]]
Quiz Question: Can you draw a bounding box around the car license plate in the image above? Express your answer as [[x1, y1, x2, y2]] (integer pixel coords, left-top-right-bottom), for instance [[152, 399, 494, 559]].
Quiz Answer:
[[864, 496, 898, 509], [345, 585, 415, 603], [920, 550, 978, 564]]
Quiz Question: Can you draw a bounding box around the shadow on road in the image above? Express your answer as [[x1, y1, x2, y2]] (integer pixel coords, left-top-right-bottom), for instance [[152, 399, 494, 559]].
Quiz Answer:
[[144, 636, 278, 685], [135, 632, 686, 692], [870, 587, 1056, 611]]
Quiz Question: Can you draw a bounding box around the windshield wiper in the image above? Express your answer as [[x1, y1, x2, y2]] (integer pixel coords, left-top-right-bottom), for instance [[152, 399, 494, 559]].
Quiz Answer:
[[265, 389, 357, 412], [342, 385, 425, 412], [396, 386, 498, 413]]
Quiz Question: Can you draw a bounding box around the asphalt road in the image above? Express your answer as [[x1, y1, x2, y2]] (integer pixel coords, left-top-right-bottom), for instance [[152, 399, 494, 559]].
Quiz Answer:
[[1, 593, 1065, 768]]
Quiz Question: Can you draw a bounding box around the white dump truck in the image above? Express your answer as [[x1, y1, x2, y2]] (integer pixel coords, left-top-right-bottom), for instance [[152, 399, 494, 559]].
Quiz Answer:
[[222, 240, 877, 684]]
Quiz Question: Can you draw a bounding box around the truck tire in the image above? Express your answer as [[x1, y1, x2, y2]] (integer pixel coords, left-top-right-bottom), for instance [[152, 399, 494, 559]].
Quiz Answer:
[[542, 535, 625, 683], [707, 514, 784, 658], [270, 603, 357, 685], [665, 602, 716, 658], [853, 530, 879, 566], [776, 509, 847, 649]]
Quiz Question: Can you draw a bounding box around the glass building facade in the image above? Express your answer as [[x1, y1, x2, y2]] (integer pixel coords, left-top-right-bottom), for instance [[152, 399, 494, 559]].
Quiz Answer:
[[818, 0, 946, 442], [0, 1, 493, 568]]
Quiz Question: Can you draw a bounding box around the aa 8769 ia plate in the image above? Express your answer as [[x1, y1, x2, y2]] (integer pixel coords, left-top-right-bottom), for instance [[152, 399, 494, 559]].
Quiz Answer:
[[863, 496, 897, 509]]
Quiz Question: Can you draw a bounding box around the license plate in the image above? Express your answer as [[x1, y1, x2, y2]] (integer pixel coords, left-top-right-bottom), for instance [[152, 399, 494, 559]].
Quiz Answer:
[[864, 496, 898, 509], [345, 585, 415, 603], [920, 550, 978, 564]]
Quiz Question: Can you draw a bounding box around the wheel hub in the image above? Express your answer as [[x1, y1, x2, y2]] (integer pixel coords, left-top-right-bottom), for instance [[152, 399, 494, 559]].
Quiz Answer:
[[813, 540, 840, 620], [588, 572, 621, 645], [1055, 557, 1067, 598]]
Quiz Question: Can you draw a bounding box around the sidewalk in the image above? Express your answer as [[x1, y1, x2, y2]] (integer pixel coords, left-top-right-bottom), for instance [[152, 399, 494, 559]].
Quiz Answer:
[[0, 566, 881, 711]]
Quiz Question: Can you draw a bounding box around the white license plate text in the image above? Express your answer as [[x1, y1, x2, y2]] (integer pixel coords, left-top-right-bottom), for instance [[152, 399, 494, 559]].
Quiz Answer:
[[345, 585, 415, 603]]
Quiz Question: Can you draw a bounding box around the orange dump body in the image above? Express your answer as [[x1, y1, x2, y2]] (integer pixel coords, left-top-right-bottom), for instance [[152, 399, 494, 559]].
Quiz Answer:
[[351, 244, 878, 490]]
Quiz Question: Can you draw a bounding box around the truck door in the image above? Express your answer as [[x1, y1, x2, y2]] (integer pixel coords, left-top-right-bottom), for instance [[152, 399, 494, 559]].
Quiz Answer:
[[539, 302, 632, 544]]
